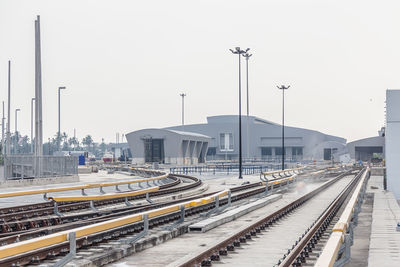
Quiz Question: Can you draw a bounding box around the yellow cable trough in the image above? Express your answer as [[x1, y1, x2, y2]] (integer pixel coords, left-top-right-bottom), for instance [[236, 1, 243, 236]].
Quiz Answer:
[[314, 167, 369, 267], [49, 186, 160, 202], [0, 189, 229, 259], [0, 173, 168, 199], [261, 166, 305, 176]]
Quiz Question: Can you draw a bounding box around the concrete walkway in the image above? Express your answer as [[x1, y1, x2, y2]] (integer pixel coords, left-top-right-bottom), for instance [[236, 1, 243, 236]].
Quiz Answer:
[[368, 176, 400, 266]]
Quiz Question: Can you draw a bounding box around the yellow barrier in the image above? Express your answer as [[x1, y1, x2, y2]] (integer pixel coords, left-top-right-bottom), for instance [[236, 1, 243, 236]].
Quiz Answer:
[[0, 189, 230, 260], [261, 166, 306, 176], [49, 186, 160, 202], [314, 168, 369, 267], [0, 173, 168, 199]]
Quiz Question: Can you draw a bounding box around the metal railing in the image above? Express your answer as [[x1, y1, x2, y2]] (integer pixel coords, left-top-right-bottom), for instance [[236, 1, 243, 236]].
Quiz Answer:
[[3, 155, 78, 179], [170, 164, 279, 175]]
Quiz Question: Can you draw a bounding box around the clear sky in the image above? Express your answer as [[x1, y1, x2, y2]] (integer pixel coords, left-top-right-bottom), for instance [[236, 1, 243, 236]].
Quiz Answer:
[[0, 0, 398, 143]]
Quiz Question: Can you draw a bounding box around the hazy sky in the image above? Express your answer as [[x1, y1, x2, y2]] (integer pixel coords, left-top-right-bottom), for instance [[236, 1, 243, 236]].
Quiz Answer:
[[0, 0, 398, 143]]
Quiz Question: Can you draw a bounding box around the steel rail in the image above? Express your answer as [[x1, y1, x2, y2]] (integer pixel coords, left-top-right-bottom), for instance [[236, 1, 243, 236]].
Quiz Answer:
[[278, 168, 367, 267], [0, 175, 267, 243], [176, 169, 355, 267], [0, 172, 300, 266]]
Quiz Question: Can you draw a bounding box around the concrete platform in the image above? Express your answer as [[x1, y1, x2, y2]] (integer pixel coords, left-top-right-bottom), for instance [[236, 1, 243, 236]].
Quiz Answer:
[[368, 176, 400, 266], [189, 193, 282, 233]]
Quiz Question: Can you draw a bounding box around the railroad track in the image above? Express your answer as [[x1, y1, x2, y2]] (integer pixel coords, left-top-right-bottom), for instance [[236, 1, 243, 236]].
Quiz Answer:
[[176, 168, 362, 267], [0, 170, 304, 266]]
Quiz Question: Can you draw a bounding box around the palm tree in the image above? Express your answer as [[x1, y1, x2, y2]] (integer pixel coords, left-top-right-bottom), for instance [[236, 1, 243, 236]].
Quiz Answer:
[[82, 135, 93, 151]]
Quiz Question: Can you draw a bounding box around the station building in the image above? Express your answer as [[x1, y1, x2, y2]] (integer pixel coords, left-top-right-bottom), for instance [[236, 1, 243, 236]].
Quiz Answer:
[[126, 115, 347, 164]]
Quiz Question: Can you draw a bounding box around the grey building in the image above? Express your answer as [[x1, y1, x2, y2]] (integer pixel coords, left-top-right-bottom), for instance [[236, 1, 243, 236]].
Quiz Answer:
[[346, 136, 385, 161], [126, 129, 211, 165], [163, 115, 346, 162]]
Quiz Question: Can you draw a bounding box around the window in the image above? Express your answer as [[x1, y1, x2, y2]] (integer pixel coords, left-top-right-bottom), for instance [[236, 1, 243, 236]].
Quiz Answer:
[[220, 133, 234, 151], [292, 147, 303, 156], [207, 147, 216, 156], [275, 147, 283, 155], [261, 147, 272, 156]]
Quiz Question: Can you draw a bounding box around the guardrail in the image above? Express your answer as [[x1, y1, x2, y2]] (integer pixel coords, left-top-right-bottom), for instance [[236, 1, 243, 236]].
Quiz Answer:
[[49, 186, 160, 202], [170, 165, 274, 175], [314, 168, 370, 267], [0, 189, 230, 260], [0, 171, 168, 199], [0, 174, 297, 264], [260, 166, 305, 181]]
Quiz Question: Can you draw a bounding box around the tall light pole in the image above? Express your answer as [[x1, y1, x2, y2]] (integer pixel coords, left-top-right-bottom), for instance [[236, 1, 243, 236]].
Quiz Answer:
[[6, 61, 11, 157], [242, 52, 252, 160], [180, 93, 186, 131], [15, 108, 20, 154], [230, 47, 249, 179], [277, 85, 290, 170], [58, 86, 66, 151], [31, 98, 35, 153], [2, 101, 5, 157]]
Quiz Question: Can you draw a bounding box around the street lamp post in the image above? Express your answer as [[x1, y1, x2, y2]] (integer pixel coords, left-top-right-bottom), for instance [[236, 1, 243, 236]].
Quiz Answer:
[[180, 93, 186, 131], [31, 98, 35, 153], [15, 108, 20, 154], [242, 52, 252, 160], [230, 47, 249, 179], [58, 86, 66, 151], [277, 85, 290, 170]]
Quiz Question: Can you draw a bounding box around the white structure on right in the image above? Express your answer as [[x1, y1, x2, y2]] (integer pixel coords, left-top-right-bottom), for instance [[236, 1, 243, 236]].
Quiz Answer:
[[385, 89, 400, 199]]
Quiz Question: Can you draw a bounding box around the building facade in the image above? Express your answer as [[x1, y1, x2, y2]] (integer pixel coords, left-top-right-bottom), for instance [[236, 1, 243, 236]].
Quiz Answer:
[[126, 129, 211, 165], [386, 89, 400, 199], [165, 115, 346, 162]]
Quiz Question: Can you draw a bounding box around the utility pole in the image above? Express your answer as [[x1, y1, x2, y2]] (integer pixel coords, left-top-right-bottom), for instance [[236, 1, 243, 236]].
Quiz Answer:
[[35, 15, 43, 176], [230, 47, 249, 179], [180, 93, 186, 131], [6, 61, 11, 157], [31, 98, 35, 153], [2, 101, 5, 157], [14, 108, 20, 153], [277, 85, 290, 170], [5, 61, 11, 179], [58, 86, 66, 151], [242, 52, 252, 160]]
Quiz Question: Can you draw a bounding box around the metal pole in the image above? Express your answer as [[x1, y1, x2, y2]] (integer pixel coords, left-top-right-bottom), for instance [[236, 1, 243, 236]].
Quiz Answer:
[[15, 109, 20, 153], [230, 47, 249, 179], [242, 53, 252, 161], [238, 53, 242, 179], [34, 16, 43, 176], [180, 93, 186, 131], [58, 87, 66, 151], [277, 85, 290, 170], [2, 101, 5, 156], [6, 61, 11, 157], [282, 88, 284, 170], [31, 98, 35, 153]]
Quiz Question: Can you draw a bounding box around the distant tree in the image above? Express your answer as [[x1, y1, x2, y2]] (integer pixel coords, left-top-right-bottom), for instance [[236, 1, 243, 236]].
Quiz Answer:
[[82, 135, 94, 151], [68, 137, 79, 150]]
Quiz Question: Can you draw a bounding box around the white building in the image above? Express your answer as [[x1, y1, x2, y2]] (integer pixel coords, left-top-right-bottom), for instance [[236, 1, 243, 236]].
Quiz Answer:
[[386, 89, 400, 199]]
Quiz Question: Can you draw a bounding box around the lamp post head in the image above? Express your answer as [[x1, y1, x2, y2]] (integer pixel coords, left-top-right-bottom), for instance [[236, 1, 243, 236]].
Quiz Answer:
[[242, 53, 252, 59], [277, 85, 290, 90], [59, 86, 66, 90], [16, 108, 20, 112]]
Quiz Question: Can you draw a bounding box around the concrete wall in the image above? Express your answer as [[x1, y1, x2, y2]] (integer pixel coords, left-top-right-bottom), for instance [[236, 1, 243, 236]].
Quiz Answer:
[[386, 90, 400, 199]]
